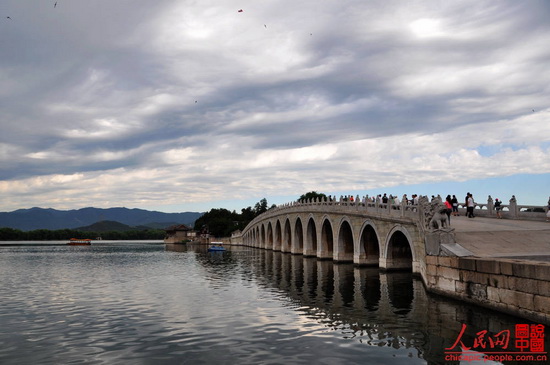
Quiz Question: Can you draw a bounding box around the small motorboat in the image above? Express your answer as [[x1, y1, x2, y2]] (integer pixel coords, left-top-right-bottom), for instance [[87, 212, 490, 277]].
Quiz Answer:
[[67, 238, 92, 246], [208, 242, 226, 252]]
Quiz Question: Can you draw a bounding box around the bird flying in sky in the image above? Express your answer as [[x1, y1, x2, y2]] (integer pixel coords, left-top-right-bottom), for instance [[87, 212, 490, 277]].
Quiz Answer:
[[238, 9, 243, 12]]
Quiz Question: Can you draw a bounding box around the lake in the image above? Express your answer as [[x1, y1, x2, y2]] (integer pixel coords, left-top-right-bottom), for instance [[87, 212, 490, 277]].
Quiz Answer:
[[0, 242, 547, 364]]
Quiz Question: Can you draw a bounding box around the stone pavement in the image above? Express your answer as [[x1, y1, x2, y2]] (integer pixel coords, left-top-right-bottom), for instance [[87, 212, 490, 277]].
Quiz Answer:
[[446, 215, 550, 261]]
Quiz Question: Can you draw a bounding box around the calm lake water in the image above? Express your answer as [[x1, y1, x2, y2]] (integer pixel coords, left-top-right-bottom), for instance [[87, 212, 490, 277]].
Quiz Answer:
[[0, 242, 547, 364]]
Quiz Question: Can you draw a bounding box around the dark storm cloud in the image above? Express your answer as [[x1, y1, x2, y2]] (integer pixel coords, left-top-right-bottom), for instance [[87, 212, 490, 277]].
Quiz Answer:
[[1, 0, 549, 210]]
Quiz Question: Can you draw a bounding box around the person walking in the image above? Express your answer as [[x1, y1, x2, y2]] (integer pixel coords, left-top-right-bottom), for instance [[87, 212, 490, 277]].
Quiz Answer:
[[467, 193, 475, 218], [451, 195, 459, 216], [445, 195, 453, 224], [494, 198, 502, 219], [546, 196, 550, 222]]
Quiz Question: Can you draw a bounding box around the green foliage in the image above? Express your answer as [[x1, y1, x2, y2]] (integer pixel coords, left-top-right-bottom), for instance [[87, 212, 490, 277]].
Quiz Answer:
[[0, 227, 166, 241], [193, 208, 239, 238], [298, 191, 327, 202], [193, 198, 276, 237], [0, 227, 25, 240], [254, 198, 269, 215]]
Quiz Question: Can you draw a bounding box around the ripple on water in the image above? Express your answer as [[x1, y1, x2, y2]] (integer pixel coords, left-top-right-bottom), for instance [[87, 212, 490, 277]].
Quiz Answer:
[[2, 244, 539, 364]]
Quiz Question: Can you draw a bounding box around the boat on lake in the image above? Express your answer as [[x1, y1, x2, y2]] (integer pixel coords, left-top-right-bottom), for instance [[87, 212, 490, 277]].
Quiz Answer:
[[67, 238, 92, 246], [208, 242, 225, 252]]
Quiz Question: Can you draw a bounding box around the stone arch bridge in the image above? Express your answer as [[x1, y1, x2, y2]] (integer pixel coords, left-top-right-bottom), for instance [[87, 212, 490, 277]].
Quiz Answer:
[[239, 197, 453, 275]]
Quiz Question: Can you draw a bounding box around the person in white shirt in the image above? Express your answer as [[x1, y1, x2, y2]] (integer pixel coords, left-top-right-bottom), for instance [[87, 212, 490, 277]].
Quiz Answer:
[[467, 193, 475, 218]]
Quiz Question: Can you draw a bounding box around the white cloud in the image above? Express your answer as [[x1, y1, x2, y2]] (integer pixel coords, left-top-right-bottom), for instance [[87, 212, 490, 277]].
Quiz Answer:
[[1, 0, 549, 211]]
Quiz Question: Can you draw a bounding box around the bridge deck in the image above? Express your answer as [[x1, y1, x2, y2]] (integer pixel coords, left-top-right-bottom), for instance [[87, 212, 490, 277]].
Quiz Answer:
[[449, 215, 550, 261]]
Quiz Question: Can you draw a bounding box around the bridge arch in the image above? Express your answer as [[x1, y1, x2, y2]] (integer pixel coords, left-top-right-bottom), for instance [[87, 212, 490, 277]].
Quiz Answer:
[[267, 222, 274, 250], [305, 216, 318, 257], [336, 217, 354, 262], [320, 216, 334, 259], [357, 221, 381, 266], [261, 225, 266, 248], [293, 217, 304, 254], [273, 220, 282, 251], [282, 218, 292, 253], [382, 225, 414, 271]]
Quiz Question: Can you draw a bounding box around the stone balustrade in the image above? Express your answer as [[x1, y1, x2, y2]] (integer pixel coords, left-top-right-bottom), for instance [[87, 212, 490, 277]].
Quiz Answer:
[[254, 194, 548, 223]]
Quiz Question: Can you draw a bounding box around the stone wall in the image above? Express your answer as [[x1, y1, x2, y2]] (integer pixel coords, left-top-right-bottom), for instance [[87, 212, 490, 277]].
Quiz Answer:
[[423, 256, 550, 325]]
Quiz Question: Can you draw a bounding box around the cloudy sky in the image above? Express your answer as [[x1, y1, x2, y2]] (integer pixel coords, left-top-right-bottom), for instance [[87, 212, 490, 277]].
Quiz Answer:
[[1, 0, 549, 213]]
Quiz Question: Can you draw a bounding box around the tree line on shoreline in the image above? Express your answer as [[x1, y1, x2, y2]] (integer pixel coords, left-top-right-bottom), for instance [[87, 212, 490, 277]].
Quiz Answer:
[[193, 197, 277, 237], [0, 227, 166, 241]]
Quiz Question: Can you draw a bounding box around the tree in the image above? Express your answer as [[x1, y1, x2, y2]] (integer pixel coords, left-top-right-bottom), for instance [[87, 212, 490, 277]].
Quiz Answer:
[[193, 198, 276, 237], [193, 208, 239, 237], [254, 198, 269, 215], [298, 191, 327, 202]]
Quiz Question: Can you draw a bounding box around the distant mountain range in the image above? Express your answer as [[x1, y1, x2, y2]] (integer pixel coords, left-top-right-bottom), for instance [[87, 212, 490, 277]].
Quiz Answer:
[[0, 207, 204, 231], [75, 220, 142, 232]]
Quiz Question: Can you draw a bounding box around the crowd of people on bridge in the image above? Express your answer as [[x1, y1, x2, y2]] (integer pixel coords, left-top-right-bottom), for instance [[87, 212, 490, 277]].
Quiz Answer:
[[323, 193, 550, 224]]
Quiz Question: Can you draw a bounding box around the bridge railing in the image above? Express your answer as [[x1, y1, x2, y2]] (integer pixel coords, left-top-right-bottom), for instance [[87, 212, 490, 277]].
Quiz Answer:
[[245, 195, 421, 231], [455, 195, 548, 220], [245, 194, 548, 233]]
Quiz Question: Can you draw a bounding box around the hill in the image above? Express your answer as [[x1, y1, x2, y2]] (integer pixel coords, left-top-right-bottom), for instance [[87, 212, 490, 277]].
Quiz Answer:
[[0, 207, 204, 231], [75, 220, 135, 232]]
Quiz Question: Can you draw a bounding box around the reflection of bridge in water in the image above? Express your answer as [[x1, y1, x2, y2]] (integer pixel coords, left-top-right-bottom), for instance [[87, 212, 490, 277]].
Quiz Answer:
[[167, 243, 550, 363], [229, 247, 540, 364]]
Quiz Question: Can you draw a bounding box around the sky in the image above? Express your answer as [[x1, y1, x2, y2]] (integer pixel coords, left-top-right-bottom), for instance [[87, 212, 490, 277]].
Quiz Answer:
[[1, 0, 549, 214]]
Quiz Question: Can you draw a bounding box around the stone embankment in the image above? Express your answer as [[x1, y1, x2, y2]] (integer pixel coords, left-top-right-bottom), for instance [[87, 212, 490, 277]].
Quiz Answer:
[[424, 255, 550, 325]]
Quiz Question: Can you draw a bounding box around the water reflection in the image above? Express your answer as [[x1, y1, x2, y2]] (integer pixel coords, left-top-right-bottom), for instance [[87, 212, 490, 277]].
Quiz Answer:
[[1, 243, 547, 364], [177, 246, 548, 365]]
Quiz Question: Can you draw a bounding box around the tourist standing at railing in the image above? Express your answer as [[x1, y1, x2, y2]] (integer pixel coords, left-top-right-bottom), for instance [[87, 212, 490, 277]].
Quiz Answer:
[[451, 195, 459, 216], [494, 198, 503, 219], [445, 195, 453, 223], [467, 193, 475, 218]]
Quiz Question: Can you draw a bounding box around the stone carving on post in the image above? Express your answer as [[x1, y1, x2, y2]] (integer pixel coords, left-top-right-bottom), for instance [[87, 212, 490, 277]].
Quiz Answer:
[[401, 194, 407, 214], [418, 196, 450, 231], [418, 195, 456, 255], [509, 195, 518, 218]]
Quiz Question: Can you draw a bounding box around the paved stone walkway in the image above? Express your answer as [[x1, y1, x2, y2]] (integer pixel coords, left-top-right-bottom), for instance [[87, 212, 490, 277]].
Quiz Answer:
[[448, 215, 550, 261]]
